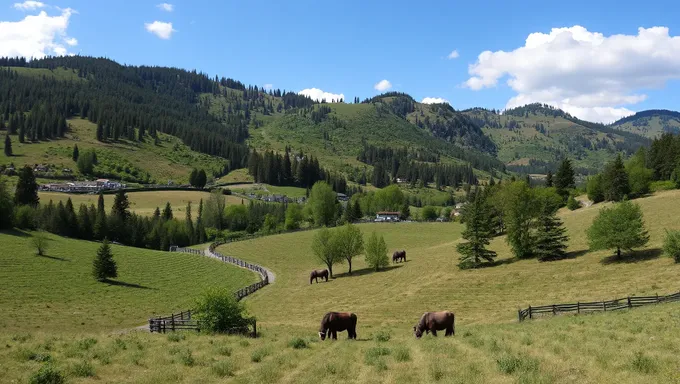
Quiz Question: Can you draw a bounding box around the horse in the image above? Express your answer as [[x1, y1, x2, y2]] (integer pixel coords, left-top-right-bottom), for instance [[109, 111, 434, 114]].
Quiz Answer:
[[392, 250, 406, 263], [309, 269, 329, 284], [319, 312, 357, 340], [413, 311, 455, 338]]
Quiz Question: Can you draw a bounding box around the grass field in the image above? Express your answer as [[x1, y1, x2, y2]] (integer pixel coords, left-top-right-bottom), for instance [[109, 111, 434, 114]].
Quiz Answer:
[[38, 190, 245, 217], [2, 191, 680, 383], [0, 231, 257, 333], [1, 118, 227, 184]]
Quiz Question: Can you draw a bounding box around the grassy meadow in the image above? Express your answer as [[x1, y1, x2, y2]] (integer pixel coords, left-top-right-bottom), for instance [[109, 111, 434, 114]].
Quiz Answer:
[[0, 231, 256, 333], [38, 190, 245, 217], [2, 190, 680, 383]]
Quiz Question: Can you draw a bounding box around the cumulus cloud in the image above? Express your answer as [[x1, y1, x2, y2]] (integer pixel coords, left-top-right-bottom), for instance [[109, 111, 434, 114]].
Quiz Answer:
[[157, 3, 173, 12], [465, 26, 680, 123], [263, 83, 273, 90], [421, 97, 450, 105], [145, 21, 175, 39], [447, 50, 459, 59], [0, 8, 77, 58], [13, 1, 45, 11], [374, 79, 392, 92], [299, 88, 345, 103]]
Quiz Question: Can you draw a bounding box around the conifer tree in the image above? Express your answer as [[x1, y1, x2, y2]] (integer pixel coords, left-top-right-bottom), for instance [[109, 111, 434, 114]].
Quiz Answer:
[[545, 171, 553, 187], [185, 201, 194, 241], [189, 168, 198, 187], [94, 193, 107, 240], [78, 203, 93, 240], [162, 202, 173, 220], [14, 166, 39, 207], [534, 204, 569, 261], [195, 199, 206, 243], [456, 193, 497, 269], [93, 239, 117, 281], [96, 122, 104, 141], [72, 144, 79, 161], [602, 154, 630, 202], [196, 170, 207, 189], [554, 158, 575, 197], [3, 134, 11, 156]]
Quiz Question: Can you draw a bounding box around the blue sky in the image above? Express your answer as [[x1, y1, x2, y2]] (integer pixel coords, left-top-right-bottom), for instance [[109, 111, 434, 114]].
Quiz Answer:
[[1, 0, 679, 123]]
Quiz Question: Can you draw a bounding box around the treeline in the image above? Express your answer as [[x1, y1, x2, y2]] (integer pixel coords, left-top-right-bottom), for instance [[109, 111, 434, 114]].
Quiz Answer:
[[414, 105, 498, 155], [357, 144, 477, 189], [247, 149, 350, 194]]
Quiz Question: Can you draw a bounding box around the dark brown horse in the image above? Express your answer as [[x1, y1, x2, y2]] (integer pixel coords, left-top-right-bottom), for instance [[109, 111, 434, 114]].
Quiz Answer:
[[413, 311, 455, 338], [319, 312, 357, 340], [392, 250, 406, 263], [309, 269, 329, 284]]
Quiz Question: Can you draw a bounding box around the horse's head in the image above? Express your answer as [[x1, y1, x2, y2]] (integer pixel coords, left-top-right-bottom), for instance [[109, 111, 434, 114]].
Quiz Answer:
[[319, 330, 327, 340], [413, 326, 423, 339]]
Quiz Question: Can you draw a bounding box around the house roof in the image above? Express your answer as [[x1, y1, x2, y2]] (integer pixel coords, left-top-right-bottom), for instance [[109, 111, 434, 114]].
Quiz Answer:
[[376, 211, 400, 215]]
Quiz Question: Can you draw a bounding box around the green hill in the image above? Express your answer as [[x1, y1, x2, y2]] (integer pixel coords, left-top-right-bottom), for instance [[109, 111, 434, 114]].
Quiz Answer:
[[611, 109, 680, 138]]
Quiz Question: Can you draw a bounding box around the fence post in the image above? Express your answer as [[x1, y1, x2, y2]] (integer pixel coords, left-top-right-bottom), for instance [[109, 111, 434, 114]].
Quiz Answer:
[[577, 302, 580, 314], [252, 319, 257, 338], [656, 293, 659, 304], [552, 304, 556, 315], [529, 306, 532, 319], [627, 296, 632, 308], [602, 300, 606, 311], [171, 316, 175, 332], [518, 309, 522, 322]]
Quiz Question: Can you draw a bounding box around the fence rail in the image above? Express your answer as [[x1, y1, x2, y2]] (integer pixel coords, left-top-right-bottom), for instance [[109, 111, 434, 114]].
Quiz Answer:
[[518, 291, 680, 322], [149, 244, 271, 335]]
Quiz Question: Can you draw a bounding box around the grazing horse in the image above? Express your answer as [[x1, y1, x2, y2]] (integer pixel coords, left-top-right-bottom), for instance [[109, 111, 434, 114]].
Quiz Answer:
[[392, 250, 406, 263], [319, 312, 357, 340], [309, 269, 329, 284], [413, 311, 455, 338]]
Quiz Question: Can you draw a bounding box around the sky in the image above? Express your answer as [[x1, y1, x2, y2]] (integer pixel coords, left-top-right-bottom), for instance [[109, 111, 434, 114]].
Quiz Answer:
[[1, 0, 679, 123]]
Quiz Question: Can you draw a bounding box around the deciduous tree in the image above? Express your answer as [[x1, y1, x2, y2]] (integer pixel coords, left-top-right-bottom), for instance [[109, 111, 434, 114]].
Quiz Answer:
[[587, 200, 649, 258]]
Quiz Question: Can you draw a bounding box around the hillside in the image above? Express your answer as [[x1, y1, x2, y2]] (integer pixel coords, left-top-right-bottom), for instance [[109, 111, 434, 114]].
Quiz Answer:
[[462, 104, 651, 174], [611, 109, 680, 138]]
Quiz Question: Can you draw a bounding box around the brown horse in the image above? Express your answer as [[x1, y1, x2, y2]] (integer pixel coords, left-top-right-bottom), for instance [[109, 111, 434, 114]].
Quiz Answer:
[[413, 311, 455, 338], [392, 250, 406, 263], [319, 312, 357, 340], [309, 269, 329, 284]]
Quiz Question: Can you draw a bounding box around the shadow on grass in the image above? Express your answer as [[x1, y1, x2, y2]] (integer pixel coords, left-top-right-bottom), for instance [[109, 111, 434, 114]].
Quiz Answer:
[[475, 258, 517, 269], [538, 249, 590, 262], [334, 265, 403, 278], [600, 248, 662, 265], [104, 279, 154, 290], [0, 229, 31, 237], [38, 254, 69, 262]]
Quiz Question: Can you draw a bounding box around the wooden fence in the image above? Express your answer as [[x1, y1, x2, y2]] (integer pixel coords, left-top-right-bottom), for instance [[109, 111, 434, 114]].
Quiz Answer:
[[518, 291, 680, 322], [149, 245, 270, 335]]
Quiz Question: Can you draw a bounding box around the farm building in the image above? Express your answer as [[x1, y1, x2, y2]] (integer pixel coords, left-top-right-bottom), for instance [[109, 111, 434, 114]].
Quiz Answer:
[[375, 211, 400, 222]]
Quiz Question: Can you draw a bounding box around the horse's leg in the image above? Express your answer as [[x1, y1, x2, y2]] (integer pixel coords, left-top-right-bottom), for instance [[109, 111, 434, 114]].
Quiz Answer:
[[431, 329, 437, 337], [445, 327, 453, 336], [332, 331, 337, 340]]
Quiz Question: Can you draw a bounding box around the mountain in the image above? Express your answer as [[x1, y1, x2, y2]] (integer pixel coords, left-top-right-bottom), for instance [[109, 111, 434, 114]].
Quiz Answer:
[[462, 103, 651, 174], [611, 110, 680, 138]]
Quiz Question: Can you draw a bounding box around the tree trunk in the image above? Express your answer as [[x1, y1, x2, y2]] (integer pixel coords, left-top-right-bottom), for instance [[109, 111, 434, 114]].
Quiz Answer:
[[348, 259, 352, 275], [328, 264, 333, 278], [616, 247, 621, 258]]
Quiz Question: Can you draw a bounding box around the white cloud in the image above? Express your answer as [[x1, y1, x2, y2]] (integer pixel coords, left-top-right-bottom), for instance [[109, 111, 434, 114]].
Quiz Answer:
[[447, 50, 459, 59], [157, 3, 174, 12], [298, 88, 345, 103], [374, 79, 392, 92], [0, 8, 77, 58], [13, 1, 45, 11], [145, 21, 175, 39], [465, 26, 680, 123], [421, 97, 450, 105], [263, 83, 273, 90]]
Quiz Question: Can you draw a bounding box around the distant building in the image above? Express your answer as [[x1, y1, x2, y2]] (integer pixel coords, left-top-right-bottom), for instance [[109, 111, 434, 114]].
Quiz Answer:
[[375, 211, 400, 222], [336, 192, 348, 202]]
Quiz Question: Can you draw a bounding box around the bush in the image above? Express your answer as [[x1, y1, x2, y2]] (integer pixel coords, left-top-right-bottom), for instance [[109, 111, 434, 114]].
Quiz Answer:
[[650, 180, 675, 192], [14, 204, 37, 229], [211, 360, 235, 377], [566, 195, 581, 211], [31, 231, 49, 256], [177, 349, 195, 366], [29, 365, 65, 384], [69, 360, 95, 377], [250, 347, 270, 363], [373, 329, 391, 342], [663, 230, 680, 263], [288, 337, 308, 349], [194, 288, 251, 333], [421, 206, 439, 221]]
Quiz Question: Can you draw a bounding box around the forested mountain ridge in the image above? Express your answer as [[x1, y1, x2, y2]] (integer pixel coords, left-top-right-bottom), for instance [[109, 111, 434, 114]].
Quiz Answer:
[[611, 109, 680, 138]]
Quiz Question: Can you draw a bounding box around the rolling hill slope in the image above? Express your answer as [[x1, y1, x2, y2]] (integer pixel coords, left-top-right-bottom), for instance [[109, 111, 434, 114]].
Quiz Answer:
[[611, 109, 680, 138]]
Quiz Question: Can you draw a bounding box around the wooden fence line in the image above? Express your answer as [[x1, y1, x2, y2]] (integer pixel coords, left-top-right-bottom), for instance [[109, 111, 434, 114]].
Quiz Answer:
[[149, 244, 271, 335], [518, 290, 680, 322]]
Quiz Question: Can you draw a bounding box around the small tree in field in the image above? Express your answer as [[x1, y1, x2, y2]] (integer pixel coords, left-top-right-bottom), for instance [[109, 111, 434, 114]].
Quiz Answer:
[[335, 223, 364, 274], [311, 227, 340, 278], [456, 194, 497, 269], [663, 230, 680, 263], [31, 231, 49, 256], [587, 201, 649, 258], [534, 204, 569, 261], [365, 231, 389, 271], [93, 239, 117, 281], [194, 287, 251, 333]]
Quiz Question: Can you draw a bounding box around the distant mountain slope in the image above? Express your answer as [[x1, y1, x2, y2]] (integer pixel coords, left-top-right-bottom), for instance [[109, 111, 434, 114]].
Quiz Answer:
[[462, 103, 651, 174], [611, 110, 680, 138]]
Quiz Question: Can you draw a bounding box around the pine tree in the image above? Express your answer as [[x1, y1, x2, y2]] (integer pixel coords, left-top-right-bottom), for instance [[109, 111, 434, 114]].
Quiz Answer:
[[64, 197, 79, 237], [111, 190, 130, 220], [4, 134, 11, 156], [78, 203, 93, 240], [554, 158, 575, 197], [14, 166, 39, 207], [96, 122, 104, 141], [534, 205, 569, 261], [195, 199, 206, 243], [196, 170, 207, 189], [93, 239, 117, 281], [456, 194, 497, 269], [162, 202, 173, 220], [72, 144, 79, 161], [185, 201, 194, 242], [94, 193, 107, 240], [602, 154, 630, 202], [189, 168, 198, 187], [545, 171, 553, 187]]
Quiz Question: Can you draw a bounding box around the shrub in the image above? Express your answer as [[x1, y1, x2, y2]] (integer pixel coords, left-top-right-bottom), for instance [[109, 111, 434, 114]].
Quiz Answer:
[[663, 230, 680, 262], [421, 206, 439, 221], [69, 360, 95, 377], [177, 349, 195, 367], [29, 365, 65, 384], [211, 360, 235, 377], [194, 287, 251, 333], [288, 337, 308, 349], [566, 195, 582, 210], [14, 204, 37, 229], [650, 180, 675, 192], [250, 347, 270, 363], [31, 231, 49, 256], [630, 351, 657, 374], [373, 329, 391, 342]]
